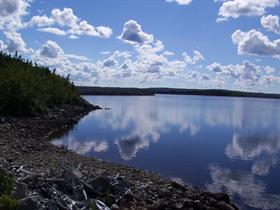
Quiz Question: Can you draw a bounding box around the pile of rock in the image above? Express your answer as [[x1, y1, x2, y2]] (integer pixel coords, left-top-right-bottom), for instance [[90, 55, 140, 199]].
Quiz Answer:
[[0, 103, 239, 210], [2, 162, 122, 210], [0, 158, 238, 210]]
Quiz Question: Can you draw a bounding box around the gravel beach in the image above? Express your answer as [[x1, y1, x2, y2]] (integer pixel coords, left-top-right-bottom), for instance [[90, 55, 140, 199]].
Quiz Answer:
[[0, 102, 238, 210]]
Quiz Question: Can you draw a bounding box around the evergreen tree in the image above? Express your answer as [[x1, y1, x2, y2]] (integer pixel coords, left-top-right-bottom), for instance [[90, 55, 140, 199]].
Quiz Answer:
[[0, 51, 82, 116]]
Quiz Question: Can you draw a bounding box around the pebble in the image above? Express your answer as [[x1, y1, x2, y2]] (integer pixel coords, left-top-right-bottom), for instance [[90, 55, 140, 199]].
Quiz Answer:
[[0, 104, 239, 210]]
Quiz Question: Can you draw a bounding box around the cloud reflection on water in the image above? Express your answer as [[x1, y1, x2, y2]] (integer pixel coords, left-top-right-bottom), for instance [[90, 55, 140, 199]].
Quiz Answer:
[[115, 134, 149, 160], [226, 132, 280, 161], [53, 95, 280, 209], [53, 136, 109, 155], [90, 96, 280, 161], [207, 164, 280, 210], [226, 131, 280, 177], [93, 96, 280, 209], [212, 126, 280, 208], [251, 159, 277, 176]]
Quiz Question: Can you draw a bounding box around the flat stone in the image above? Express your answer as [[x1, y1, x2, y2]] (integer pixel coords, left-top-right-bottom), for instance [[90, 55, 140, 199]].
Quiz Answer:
[[89, 176, 111, 194], [111, 204, 120, 209], [193, 200, 202, 210], [215, 193, 230, 204], [158, 188, 172, 198], [216, 201, 236, 210], [18, 195, 41, 210], [12, 182, 28, 199]]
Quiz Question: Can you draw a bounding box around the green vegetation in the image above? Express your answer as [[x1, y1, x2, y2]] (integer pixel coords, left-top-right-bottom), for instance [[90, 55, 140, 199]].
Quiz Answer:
[[0, 195, 18, 210], [0, 169, 14, 196], [0, 169, 18, 210], [0, 51, 82, 116], [78, 86, 154, 96], [78, 86, 280, 99]]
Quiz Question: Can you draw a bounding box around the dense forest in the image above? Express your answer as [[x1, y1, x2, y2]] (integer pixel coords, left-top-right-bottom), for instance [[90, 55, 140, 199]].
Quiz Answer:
[[78, 86, 280, 99], [78, 86, 154, 96], [0, 51, 82, 116]]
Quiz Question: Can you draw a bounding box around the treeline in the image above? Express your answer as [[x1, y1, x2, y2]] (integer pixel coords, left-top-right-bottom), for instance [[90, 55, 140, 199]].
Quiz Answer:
[[148, 88, 280, 99], [77, 86, 280, 99], [0, 51, 82, 116], [78, 86, 154, 96]]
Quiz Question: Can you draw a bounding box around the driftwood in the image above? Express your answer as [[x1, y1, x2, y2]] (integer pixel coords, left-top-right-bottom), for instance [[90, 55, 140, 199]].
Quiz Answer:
[[0, 160, 148, 210], [95, 200, 111, 210], [9, 163, 112, 210], [0, 157, 7, 163]]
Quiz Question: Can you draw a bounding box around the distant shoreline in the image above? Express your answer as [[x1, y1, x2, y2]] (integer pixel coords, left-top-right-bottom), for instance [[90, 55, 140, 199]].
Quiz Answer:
[[77, 86, 280, 99]]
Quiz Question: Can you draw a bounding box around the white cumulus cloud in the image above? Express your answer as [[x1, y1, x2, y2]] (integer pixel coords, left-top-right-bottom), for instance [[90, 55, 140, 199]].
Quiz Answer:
[[39, 40, 64, 58], [30, 15, 54, 27], [119, 20, 154, 45], [30, 7, 112, 39], [207, 60, 279, 88], [4, 31, 32, 53], [166, 0, 192, 5], [232, 29, 280, 58], [182, 50, 204, 64], [38, 27, 67, 36], [216, 0, 279, 21], [261, 15, 280, 34], [0, 0, 31, 30], [51, 8, 78, 28]]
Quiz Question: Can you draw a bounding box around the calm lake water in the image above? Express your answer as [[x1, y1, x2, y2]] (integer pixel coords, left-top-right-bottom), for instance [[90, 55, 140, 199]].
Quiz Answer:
[[52, 95, 280, 210]]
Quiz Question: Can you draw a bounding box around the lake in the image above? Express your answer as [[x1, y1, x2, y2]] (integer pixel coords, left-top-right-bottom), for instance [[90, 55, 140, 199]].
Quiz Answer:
[[52, 95, 280, 210]]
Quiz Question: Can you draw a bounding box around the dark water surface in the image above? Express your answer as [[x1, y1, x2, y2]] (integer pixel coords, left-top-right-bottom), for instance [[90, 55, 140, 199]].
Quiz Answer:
[[52, 95, 280, 210]]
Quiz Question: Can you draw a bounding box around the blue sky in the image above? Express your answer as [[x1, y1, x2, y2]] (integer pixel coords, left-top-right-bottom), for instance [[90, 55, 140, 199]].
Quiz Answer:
[[0, 0, 280, 92]]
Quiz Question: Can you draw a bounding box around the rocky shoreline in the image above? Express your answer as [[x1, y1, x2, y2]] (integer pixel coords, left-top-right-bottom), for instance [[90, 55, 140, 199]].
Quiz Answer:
[[0, 101, 238, 210]]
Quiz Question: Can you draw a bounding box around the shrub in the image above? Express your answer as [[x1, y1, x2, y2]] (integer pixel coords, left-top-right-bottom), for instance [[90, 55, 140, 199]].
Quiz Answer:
[[0, 170, 18, 210], [0, 169, 14, 196], [0, 195, 18, 210]]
